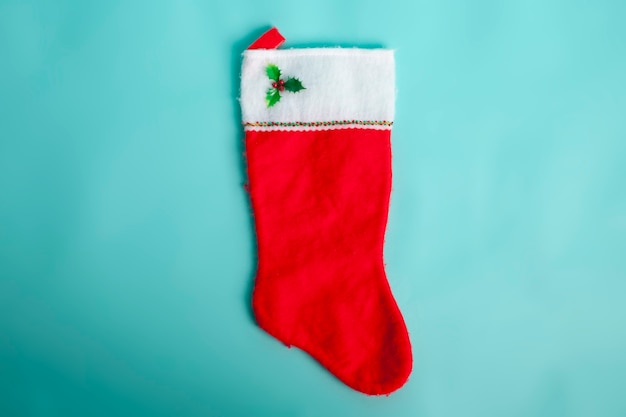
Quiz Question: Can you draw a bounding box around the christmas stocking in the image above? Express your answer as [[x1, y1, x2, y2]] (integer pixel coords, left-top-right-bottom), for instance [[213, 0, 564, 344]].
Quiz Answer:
[[241, 28, 412, 395]]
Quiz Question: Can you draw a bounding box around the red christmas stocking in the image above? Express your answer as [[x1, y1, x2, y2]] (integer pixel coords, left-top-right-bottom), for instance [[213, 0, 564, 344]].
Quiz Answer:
[[241, 29, 412, 395]]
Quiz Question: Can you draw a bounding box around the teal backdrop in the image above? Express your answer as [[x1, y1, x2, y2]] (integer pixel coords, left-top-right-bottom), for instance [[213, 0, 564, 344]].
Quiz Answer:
[[1, 1, 625, 416]]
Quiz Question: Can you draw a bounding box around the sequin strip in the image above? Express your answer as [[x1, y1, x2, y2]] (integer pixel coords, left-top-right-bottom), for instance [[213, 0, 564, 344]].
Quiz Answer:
[[244, 120, 393, 128]]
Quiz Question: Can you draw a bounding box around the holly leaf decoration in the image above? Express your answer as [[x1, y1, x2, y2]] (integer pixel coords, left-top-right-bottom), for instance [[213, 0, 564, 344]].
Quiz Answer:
[[266, 64, 281, 82], [266, 88, 281, 107], [263, 64, 305, 108], [284, 77, 305, 93]]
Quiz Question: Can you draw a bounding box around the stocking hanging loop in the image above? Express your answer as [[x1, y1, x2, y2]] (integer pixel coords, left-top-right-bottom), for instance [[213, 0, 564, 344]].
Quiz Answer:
[[247, 27, 285, 50]]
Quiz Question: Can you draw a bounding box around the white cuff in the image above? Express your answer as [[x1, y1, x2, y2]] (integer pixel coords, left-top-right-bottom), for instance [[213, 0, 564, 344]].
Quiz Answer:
[[240, 48, 395, 131]]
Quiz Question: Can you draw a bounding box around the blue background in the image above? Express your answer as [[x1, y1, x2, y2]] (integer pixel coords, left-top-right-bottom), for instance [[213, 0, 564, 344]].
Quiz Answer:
[[1, 1, 625, 416]]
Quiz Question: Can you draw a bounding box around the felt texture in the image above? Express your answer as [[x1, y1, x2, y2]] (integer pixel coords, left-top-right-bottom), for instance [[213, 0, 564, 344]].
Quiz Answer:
[[241, 49, 395, 125], [247, 27, 285, 50], [245, 129, 412, 395], [241, 44, 412, 395]]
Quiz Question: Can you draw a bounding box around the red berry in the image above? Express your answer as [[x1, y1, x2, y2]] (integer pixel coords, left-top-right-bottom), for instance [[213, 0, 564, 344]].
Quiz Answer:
[[272, 82, 278, 88], [279, 79, 285, 85]]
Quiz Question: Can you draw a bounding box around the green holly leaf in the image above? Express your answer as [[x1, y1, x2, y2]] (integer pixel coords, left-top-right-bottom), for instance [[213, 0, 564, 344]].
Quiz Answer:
[[284, 77, 305, 93], [266, 64, 281, 82], [265, 88, 281, 107]]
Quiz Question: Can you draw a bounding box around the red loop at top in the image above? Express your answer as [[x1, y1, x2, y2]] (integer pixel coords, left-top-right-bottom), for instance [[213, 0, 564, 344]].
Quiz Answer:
[[247, 27, 285, 50]]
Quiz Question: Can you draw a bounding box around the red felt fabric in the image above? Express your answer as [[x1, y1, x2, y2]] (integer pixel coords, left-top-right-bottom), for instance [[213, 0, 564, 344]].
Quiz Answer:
[[245, 128, 413, 395], [247, 27, 285, 50]]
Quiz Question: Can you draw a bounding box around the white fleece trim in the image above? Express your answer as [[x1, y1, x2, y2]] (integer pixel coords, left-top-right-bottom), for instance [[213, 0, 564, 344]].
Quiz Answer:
[[240, 48, 395, 126]]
